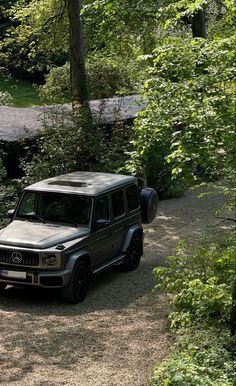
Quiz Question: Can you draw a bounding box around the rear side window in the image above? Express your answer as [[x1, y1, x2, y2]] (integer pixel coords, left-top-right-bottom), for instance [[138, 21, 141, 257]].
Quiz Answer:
[[126, 185, 140, 211], [112, 190, 125, 218]]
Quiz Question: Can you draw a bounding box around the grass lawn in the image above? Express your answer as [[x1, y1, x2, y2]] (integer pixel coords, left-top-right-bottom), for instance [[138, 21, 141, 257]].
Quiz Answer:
[[0, 76, 42, 107]]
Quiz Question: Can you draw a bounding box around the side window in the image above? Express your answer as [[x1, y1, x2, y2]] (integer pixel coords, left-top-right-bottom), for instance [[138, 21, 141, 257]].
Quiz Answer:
[[94, 197, 109, 221], [126, 185, 140, 212], [112, 190, 125, 218]]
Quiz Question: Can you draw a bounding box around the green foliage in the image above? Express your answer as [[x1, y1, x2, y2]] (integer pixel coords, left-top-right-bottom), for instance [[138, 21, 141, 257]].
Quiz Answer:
[[86, 53, 140, 99], [39, 63, 70, 103], [20, 110, 132, 185], [0, 159, 7, 181], [0, 0, 68, 73], [0, 179, 22, 228], [0, 89, 12, 106], [1, 0, 162, 78], [20, 125, 86, 184], [154, 234, 236, 328], [39, 54, 141, 103], [171, 278, 231, 328], [0, 80, 12, 189], [127, 35, 236, 192], [151, 327, 236, 386]]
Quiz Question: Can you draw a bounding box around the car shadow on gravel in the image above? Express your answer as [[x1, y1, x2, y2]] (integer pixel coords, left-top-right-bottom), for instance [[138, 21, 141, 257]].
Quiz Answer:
[[0, 258, 161, 315], [0, 262, 170, 385]]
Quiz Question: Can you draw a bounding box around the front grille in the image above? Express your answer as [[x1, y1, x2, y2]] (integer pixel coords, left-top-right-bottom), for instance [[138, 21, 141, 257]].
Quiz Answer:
[[0, 249, 39, 266]]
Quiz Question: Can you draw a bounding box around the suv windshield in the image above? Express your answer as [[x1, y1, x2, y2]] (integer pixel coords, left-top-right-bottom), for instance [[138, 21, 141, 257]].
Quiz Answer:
[[17, 191, 92, 226]]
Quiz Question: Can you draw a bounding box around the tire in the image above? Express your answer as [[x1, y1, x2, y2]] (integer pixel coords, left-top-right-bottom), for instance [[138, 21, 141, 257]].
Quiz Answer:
[[60, 261, 89, 304], [140, 188, 158, 224], [122, 233, 143, 271], [0, 283, 7, 293]]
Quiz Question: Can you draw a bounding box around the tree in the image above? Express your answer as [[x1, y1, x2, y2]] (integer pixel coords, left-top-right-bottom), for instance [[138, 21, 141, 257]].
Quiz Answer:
[[67, 0, 92, 128]]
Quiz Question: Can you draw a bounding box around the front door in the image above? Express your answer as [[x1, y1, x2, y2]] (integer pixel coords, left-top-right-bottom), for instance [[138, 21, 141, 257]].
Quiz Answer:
[[90, 196, 113, 268]]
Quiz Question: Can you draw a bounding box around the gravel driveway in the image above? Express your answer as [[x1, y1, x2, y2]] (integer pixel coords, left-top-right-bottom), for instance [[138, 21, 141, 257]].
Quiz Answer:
[[0, 188, 226, 386]]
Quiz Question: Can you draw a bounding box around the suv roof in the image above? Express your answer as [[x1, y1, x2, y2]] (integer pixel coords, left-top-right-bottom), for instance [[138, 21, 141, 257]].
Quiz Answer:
[[25, 172, 137, 196]]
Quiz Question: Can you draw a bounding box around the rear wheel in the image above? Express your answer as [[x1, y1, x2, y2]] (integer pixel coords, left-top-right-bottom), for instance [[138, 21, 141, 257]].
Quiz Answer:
[[122, 233, 143, 271], [60, 261, 89, 304]]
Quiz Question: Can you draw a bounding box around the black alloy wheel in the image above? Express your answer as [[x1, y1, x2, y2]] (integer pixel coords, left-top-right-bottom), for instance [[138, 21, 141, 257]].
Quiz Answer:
[[123, 233, 143, 271], [60, 261, 89, 304]]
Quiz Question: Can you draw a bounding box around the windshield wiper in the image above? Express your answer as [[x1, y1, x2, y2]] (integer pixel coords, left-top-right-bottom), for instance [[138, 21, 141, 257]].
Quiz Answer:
[[23, 212, 46, 223], [52, 217, 78, 228]]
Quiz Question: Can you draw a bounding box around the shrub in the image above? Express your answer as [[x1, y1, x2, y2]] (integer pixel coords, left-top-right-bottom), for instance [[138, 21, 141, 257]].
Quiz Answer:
[[39, 54, 141, 103], [151, 327, 236, 386], [0, 179, 22, 228], [154, 234, 236, 328], [0, 91, 12, 106], [127, 36, 236, 194]]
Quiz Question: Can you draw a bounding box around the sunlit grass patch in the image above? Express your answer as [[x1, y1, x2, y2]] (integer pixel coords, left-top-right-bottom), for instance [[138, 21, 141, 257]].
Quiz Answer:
[[0, 76, 42, 107]]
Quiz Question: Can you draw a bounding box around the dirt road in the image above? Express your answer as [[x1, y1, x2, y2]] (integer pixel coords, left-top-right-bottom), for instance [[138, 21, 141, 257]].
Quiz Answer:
[[0, 188, 226, 386]]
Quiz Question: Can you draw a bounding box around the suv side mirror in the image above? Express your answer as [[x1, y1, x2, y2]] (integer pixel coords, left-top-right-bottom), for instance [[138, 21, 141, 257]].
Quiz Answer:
[[94, 219, 110, 230], [8, 209, 15, 220]]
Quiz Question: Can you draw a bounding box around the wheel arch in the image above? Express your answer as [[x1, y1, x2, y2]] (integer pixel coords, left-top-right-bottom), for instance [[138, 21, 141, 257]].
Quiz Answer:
[[122, 224, 143, 254], [65, 250, 92, 272]]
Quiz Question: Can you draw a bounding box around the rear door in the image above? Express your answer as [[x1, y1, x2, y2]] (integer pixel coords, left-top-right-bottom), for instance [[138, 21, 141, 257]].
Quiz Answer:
[[110, 189, 128, 256]]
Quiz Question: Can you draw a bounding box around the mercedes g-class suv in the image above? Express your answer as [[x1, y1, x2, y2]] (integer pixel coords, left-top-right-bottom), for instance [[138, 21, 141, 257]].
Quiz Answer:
[[0, 172, 157, 303]]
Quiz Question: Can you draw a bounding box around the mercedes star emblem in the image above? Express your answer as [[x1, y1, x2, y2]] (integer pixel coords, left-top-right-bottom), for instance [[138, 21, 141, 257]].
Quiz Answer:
[[11, 251, 23, 264]]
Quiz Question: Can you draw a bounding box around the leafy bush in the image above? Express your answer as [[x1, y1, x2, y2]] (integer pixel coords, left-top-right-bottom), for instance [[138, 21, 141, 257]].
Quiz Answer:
[[0, 90, 12, 106], [39, 54, 141, 103], [0, 77, 10, 177], [170, 278, 231, 328], [86, 53, 140, 99], [20, 125, 89, 184], [20, 110, 133, 185], [0, 159, 7, 181], [151, 327, 236, 386], [39, 63, 70, 104], [0, 179, 22, 228], [127, 35, 236, 194], [154, 234, 236, 329]]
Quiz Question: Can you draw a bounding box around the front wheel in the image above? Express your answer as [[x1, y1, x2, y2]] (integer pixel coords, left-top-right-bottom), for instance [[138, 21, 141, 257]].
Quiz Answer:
[[60, 261, 90, 304], [122, 233, 143, 271]]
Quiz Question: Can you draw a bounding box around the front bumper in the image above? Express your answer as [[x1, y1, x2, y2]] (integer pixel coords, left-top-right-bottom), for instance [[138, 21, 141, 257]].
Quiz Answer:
[[0, 267, 72, 288]]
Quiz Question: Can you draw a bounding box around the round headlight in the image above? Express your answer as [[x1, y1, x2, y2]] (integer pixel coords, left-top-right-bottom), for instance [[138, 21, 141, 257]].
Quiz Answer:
[[44, 254, 57, 266]]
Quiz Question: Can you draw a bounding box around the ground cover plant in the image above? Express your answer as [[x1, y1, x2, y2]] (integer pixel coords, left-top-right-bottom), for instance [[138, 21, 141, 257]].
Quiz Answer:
[[151, 326, 236, 386], [151, 225, 236, 386]]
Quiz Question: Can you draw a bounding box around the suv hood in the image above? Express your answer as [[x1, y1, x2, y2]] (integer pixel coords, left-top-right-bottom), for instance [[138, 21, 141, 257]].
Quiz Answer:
[[0, 220, 89, 250]]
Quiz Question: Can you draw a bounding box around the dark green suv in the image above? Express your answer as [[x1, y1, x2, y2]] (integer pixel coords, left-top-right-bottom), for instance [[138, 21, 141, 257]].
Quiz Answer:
[[0, 172, 157, 303]]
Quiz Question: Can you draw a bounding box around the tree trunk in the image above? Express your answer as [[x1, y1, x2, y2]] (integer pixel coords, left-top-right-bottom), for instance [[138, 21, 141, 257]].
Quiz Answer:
[[192, 9, 207, 38], [67, 0, 93, 130]]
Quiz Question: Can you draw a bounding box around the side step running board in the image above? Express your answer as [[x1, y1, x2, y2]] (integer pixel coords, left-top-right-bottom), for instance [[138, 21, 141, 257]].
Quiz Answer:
[[93, 255, 125, 275]]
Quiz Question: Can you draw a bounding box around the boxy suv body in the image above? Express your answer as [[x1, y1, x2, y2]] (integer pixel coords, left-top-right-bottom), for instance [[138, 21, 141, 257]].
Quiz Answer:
[[0, 172, 157, 303]]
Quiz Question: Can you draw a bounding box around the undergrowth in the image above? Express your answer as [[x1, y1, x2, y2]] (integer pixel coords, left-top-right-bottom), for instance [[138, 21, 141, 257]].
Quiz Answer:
[[151, 326, 236, 386], [151, 225, 236, 386]]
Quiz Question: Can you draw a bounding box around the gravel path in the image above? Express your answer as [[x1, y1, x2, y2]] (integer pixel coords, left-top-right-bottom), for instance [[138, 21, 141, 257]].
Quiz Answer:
[[0, 188, 227, 386]]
